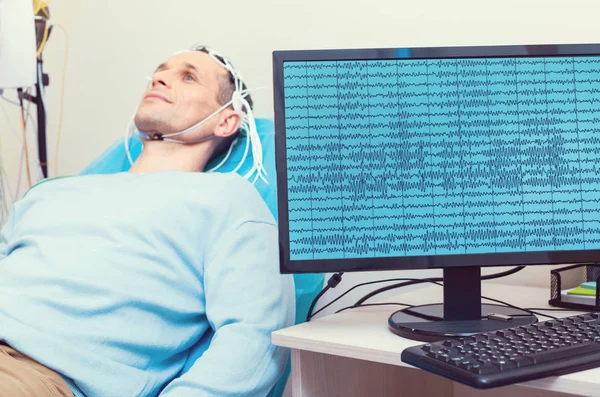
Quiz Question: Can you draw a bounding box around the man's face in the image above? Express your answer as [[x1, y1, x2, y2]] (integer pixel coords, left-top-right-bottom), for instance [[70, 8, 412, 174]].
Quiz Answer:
[[134, 51, 226, 139]]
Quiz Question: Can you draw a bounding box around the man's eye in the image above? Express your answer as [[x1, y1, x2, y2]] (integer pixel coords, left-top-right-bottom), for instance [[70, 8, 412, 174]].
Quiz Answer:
[[184, 74, 196, 82]]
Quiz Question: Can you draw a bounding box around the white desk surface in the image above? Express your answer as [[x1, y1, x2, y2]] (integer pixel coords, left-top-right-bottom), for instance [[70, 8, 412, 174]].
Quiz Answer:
[[272, 283, 600, 395]]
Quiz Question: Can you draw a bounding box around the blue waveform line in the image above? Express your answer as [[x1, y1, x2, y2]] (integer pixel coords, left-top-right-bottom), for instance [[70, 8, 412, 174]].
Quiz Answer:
[[288, 230, 588, 251], [286, 149, 582, 171], [286, 170, 600, 195], [291, 213, 592, 228], [285, 116, 600, 131], [289, 230, 593, 255]]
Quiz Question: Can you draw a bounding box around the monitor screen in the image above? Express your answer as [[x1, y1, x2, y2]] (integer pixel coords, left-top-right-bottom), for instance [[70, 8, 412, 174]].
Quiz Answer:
[[273, 44, 600, 273]]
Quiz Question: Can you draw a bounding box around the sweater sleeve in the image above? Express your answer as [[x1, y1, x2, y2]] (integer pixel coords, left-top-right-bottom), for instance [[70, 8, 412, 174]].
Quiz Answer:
[[158, 214, 295, 397]]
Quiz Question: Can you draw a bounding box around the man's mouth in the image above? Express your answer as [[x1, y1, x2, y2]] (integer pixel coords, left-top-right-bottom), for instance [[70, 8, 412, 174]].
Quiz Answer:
[[144, 93, 171, 103]]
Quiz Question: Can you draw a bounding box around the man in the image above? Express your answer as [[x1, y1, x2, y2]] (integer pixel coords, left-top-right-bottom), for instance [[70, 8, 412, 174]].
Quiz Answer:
[[0, 46, 295, 396]]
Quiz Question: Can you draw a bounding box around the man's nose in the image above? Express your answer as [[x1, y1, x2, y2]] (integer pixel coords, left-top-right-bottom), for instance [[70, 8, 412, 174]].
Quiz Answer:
[[152, 72, 171, 88]]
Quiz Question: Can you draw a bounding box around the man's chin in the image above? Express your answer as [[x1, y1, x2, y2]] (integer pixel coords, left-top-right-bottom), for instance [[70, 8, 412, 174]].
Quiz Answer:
[[134, 112, 163, 133]]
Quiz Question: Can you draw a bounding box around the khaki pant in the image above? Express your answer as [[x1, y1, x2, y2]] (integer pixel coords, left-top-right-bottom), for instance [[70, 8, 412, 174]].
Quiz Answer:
[[0, 343, 73, 397]]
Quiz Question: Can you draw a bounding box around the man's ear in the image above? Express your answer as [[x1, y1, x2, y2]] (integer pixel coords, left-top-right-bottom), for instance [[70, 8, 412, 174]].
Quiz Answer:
[[214, 109, 241, 138]]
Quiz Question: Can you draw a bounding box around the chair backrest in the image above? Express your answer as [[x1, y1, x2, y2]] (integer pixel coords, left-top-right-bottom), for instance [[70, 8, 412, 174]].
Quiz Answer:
[[80, 119, 324, 397]]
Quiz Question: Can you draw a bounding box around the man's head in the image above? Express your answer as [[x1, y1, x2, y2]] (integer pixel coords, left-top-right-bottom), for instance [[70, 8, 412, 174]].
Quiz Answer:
[[133, 46, 253, 166]]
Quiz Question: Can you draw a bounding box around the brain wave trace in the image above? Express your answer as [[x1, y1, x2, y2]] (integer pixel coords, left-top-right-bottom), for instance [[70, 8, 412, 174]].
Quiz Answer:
[[283, 56, 600, 260]]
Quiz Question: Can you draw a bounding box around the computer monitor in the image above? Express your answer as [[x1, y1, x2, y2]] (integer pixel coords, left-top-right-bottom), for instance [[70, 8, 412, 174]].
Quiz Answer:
[[272, 43, 600, 341]]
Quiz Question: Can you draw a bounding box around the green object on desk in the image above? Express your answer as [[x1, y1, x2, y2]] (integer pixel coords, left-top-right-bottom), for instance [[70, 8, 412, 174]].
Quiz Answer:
[[567, 286, 597, 296]]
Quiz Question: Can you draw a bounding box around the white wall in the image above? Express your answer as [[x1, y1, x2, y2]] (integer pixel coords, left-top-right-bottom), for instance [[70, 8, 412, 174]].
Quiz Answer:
[[1, 0, 598, 316]]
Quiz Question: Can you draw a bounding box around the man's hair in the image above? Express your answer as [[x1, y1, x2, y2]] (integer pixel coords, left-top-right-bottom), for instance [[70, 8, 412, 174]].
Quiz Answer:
[[194, 47, 254, 166]]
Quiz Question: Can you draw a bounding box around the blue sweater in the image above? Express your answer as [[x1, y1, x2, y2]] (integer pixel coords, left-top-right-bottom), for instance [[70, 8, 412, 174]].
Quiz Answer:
[[0, 171, 295, 397]]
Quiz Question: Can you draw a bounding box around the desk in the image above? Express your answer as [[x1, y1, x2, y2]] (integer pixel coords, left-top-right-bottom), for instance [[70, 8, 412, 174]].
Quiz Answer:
[[272, 284, 599, 397]]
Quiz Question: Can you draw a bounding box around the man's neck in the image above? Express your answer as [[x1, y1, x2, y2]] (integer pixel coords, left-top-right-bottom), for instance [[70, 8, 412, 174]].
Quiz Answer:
[[128, 140, 213, 173]]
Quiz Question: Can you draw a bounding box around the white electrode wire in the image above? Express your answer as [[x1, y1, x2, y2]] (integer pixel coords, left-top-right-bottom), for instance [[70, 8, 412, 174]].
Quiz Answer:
[[204, 136, 240, 173], [124, 111, 136, 166], [241, 100, 267, 184]]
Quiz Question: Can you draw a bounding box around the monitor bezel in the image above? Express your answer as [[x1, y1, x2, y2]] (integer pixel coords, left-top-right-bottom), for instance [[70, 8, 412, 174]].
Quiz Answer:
[[273, 42, 600, 274]]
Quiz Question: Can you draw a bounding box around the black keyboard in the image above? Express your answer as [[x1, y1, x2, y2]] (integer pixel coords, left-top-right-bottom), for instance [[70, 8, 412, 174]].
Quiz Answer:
[[401, 312, 600, 389]]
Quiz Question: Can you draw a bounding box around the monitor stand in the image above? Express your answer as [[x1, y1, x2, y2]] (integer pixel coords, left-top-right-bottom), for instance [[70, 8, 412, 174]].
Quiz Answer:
[[388, 267, 537, 342]]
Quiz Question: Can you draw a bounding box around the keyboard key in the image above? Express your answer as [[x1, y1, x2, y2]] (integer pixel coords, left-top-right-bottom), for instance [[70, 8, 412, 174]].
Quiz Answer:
[[527, 342, 600, 364], [451, 357, 464, 364], [493, 360, 518, 371], [510, 356, 533, 368], [469, 363, 497, 375], [459, 361, 473, 370]]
